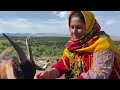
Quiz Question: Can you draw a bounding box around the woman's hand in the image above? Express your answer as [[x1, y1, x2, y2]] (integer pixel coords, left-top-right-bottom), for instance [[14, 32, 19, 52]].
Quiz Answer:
[[34, 70, 50, 79], [34, 68, 59, 79]]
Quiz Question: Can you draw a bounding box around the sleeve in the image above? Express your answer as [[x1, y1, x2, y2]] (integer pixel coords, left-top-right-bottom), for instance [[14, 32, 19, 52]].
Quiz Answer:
[[78, 50, 115, 79], [51, 58, 70, 78]]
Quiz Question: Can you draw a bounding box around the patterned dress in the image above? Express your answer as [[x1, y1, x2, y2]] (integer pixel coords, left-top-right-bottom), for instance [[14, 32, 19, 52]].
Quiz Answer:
[[52, 50, 120, 79]]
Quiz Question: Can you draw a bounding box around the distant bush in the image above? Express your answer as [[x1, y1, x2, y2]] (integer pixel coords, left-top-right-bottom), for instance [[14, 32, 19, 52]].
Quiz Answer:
[[0, 36, 69, 57], [0, 36, 119, 57]]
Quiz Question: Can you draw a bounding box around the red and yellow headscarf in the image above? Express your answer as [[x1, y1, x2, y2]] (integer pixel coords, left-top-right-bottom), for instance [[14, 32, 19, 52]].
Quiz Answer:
[[62, 11, 120, 69]]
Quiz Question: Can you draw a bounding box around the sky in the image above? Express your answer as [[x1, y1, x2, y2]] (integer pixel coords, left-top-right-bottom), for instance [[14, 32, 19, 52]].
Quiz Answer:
[[0, 11, 120, 37]]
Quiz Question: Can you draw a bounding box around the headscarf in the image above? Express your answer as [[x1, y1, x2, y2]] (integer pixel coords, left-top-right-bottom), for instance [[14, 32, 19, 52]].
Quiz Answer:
[[62, 11, 120, 70]]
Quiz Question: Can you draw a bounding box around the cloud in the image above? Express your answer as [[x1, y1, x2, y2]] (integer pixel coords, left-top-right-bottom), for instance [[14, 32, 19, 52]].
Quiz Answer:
[[105, 19, 120, 25], [1, 11, 119, 36], [0, 17, 69, 34], [95, 17, 120, 37], [52, 11, 69, 18], [52, 11, 57, 14], [0, 18, 33, 28], [113, 11, 120, 13], [94, 14, 120, 26], [57, 11, 68, 18], [106, 20, 116, 25]]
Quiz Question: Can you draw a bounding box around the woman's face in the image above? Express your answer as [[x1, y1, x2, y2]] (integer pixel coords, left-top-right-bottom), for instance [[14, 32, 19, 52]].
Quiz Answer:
[[69, 17, 86, 40]]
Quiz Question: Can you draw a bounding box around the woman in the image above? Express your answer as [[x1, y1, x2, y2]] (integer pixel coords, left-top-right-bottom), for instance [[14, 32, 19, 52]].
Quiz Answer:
[[34, 11, 120, 79]]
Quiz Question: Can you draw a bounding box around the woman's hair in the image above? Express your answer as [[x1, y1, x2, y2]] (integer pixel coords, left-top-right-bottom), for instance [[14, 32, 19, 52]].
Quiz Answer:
[[69, 11, 85, 26]]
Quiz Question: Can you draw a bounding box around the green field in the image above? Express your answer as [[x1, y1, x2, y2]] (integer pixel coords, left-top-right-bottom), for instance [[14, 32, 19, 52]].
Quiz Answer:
[[0, 36, 120, 61], [0, 36, 70, 60]]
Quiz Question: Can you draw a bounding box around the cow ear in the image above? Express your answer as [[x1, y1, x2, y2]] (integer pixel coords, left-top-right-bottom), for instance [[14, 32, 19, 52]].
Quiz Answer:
[[0, 48, 12, 61]]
